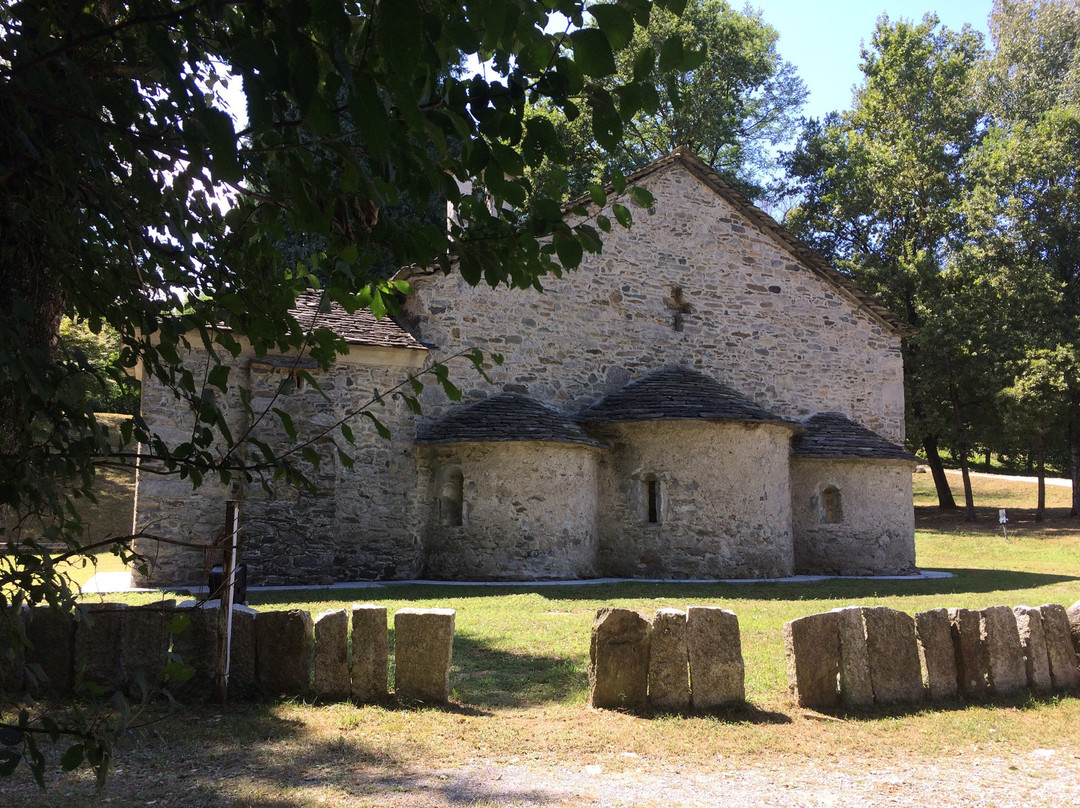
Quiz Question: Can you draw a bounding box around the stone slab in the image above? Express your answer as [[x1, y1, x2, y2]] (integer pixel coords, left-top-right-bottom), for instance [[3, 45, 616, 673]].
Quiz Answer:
[[648, 608, 689, 711], [74, 603, 129, 693], [915, 608, 957, 701], [25, 607, 76, 696], [687, 606, 744, 708], [1068, 600, 1080, 655], [394, 608, 455, 704], [169, 604, 219, 699], [589, 607, 650, 709], [864, 607, 923, 705], [980, 606, 1027, 696], [834, 606, 873, 708], [949, 607, 988, 698], [784, 612, 839, 709], [351, 604, 388, 703], [227, 605, 259, 700], [121, 601, 175, 700], [1013, 606, 1052, 693], [1039, 603, 1080, 692], [0, 606, 27, 695], [255, 609, 314, 697], [314, 609, 350, 701]]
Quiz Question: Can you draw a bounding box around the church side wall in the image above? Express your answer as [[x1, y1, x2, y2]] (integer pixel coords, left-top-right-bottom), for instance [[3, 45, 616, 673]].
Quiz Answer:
[[790, 458, 917, 575], [593, 421, 794, 579], [135, 347, 427, 587], [416, 441, 600, 580], [403, 160, 906, 443]]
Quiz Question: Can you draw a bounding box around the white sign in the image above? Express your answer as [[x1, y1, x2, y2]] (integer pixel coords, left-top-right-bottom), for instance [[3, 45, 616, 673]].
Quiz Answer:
[[999, 509, 1008, 524]]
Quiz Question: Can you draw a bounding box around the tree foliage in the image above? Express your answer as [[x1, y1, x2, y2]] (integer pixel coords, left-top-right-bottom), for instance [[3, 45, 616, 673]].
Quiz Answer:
[[0, 0, 696, 784], [781, 14, 985, 512], [528, 0, 807, 200]]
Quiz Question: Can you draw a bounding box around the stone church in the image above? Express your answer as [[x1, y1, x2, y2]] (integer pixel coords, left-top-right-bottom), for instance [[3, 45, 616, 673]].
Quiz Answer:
[[133, 149, 919, 587]]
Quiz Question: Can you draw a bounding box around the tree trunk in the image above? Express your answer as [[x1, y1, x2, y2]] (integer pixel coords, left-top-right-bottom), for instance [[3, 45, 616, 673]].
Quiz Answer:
[[983, 447, 992, 473], [945, 356, 976, 522], [1035, 428, 1045, 523], [922, 433, 956, 510]]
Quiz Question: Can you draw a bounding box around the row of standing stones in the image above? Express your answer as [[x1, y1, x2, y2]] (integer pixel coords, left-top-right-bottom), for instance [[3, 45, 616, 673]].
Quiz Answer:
[[1, 602, 457, 705], [6, 599, 1080, 712], [785, 602, 1080, 710]]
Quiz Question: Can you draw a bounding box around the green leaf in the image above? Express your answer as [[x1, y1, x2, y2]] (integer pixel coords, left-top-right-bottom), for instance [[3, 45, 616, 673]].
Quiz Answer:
[[632, 44, 655, 82], [628, 186, 655, 208], [658, 33, 686, 74], [208, 364, 230, 393], [288, 39, 320, 116], [589, 182, 607, 208], [569, 29, 616, 78], [0, 748, 19, 777], [555, 235, 584, 268], [612, 203, 633, 229], [61, 743, 85, 772], [272, 408, 297, 440], [589, 4, 635, 50]]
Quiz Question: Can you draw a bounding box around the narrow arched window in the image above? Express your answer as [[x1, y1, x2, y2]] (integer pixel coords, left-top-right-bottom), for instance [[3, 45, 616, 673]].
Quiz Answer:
[[821, 485, 842, 524], [645, 476, 661, 524], [438, 468, 464, 527]]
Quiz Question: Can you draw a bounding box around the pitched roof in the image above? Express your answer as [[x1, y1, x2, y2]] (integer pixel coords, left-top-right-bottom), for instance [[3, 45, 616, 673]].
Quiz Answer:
[[578, 365, 798, 429], [576, 148, 916, 339], [289, 291, 425, 350], [791, 411, 918, 461], [416, 393, 605, 447]]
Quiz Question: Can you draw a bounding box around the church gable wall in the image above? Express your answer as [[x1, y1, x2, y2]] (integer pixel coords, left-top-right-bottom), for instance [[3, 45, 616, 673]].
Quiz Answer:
[[404, 159, 905, 443], [592, 420, 794, 579]]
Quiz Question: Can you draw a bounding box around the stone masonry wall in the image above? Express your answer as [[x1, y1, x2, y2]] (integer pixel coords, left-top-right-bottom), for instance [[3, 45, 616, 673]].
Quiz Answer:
[[135, 343, 427, 586], [416, 441, 601, 580], [790, 458, 917, 575], [403, 159, 906, 444], [593, 420, 795, 579]]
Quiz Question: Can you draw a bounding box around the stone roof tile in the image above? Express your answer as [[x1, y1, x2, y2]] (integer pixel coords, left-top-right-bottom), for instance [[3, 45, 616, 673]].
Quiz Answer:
[[579, 365, 798, 429], [416, 393, 606, 447], [290, 291, 425, 350], [792, 411, 918, 461]]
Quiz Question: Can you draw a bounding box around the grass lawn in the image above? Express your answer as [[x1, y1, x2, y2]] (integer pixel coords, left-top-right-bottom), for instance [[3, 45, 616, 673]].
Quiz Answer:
[[9, 469, 1080, 805]]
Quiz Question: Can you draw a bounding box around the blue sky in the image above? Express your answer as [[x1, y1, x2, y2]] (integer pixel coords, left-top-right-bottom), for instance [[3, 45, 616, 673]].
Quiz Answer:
[[748, 0, 994, 119]]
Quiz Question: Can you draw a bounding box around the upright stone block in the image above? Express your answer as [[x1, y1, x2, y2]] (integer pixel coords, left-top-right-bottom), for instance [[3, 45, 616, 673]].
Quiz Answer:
[[784, 612, 839, 709], [915, 608, 958, 701], [74, 603, 129, 693], [227, 605, 259, 700], [1013, 606, 1052, 693], [351, 604, 388, 703], [979, 606, 1026, 696], [25, 606, 76, 696], [122, 601, 176, 699], [255, 609, 314, 697], [687, 606, 744, 708], [863, 607, 923, 705], [394, 608, 455, 704], [1039, 603, 1080, 692], [648, 608, 690, 711], [589, 607, 650, 709], [949, 607, 988, 698], [314, 609, 350, 701], [1067, 600, 1080, 654], [169, 603, 219, 699], [0, 606, 27, 695], [833, 606, 873, 708]]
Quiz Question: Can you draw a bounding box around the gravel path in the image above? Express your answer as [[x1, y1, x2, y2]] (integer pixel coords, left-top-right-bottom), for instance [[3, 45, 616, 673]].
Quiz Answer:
[[362, 750, 1080, 807]]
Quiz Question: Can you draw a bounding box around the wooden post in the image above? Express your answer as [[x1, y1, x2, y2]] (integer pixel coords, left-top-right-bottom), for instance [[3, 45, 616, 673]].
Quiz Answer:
[[214, 500, 240, 704]]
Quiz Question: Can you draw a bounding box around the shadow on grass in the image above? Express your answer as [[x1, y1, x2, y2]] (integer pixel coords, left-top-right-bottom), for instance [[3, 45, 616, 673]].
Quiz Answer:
[[264, 567, 1078, 606], [443, 633, 584, 709], [818, 689, 1077, 723], [636, 700, 793, 725]]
